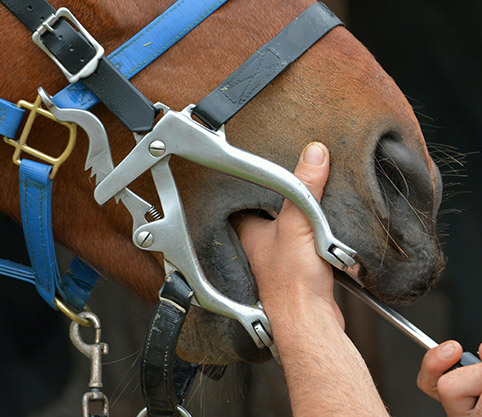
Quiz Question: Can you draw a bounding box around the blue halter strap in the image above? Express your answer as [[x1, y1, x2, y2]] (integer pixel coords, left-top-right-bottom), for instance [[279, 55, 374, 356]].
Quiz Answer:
[[0, 0, 229, 310]]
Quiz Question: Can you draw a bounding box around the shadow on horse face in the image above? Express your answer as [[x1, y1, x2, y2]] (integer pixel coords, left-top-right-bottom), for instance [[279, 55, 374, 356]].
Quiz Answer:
[[0, 0, 443, 364]]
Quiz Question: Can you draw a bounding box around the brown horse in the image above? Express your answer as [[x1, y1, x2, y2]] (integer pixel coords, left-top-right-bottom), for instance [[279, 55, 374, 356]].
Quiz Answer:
[[0, 0, 443, 365]]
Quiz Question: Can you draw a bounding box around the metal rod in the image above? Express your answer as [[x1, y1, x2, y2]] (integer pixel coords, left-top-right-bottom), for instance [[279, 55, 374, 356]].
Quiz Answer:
[[335, 274, 438, 351]]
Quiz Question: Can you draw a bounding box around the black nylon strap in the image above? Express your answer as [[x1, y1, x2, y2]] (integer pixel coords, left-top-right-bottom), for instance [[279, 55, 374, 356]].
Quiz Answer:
[[141, 272, 198, 417], [0, 0, 157, 132], [192, 1, 343, 130]]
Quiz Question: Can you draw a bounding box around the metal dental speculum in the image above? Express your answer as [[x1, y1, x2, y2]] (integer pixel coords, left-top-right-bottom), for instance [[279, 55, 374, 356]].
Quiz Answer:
[[41, 89, 357, 350], [94, 104, 358, 271]]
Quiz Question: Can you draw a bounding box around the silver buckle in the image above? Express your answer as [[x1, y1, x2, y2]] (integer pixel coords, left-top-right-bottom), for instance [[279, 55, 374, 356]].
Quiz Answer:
[[32, 7, 104, 84]]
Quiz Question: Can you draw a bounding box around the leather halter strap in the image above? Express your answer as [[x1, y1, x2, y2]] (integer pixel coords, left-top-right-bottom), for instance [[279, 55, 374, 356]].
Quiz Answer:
[[1, 1, 343, 136], [0, 0, 157, 132], [141, 270, 226, 417], [192, 2, 343, 130], [141, 272, 198, 417]]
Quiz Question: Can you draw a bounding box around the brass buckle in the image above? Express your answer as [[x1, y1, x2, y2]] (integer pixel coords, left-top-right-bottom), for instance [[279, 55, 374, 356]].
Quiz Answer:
[[3, 95, 77, 179]]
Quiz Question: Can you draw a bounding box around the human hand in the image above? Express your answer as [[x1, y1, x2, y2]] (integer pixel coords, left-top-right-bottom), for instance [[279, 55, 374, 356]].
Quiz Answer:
[[417, 340, 482, 416], [235, 142, 344, 328], [236, 142, 391, 416]]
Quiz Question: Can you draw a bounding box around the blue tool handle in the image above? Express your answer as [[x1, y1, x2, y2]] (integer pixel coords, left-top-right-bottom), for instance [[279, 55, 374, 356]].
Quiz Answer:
[[458, 351, 481, 367], [447, 351, 481, 373]]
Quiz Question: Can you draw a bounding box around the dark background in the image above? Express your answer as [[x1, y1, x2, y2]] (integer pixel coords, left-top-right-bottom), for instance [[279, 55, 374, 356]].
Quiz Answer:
[[347, 0, 482, 415], [1, 0, 481, 416], [349, 0, 482, 353]]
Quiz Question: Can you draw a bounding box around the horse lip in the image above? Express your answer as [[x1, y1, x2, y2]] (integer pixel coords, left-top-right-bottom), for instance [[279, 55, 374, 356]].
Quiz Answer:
[[228, 209, 365, 285]]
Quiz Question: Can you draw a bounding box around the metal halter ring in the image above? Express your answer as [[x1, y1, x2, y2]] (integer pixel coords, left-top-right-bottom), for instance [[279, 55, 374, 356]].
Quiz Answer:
[[54, 297, 93, 327]]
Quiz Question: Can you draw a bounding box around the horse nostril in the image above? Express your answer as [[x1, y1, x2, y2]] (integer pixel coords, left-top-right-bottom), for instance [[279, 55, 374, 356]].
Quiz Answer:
[[375, 134, 409, 202], [374, 133, 434, 216]]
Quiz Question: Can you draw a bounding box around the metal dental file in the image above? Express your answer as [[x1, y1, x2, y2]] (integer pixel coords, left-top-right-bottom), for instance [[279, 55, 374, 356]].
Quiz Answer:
[[335, 273, 481, 369]]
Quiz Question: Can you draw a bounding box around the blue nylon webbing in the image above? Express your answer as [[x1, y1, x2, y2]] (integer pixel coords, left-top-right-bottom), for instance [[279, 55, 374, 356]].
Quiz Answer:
[[52, 0, 228, 110], [0, 259, 36, 285], [19, 160, 61, 307], [17, 159, 98, 310], [0, 98, 25, 138]]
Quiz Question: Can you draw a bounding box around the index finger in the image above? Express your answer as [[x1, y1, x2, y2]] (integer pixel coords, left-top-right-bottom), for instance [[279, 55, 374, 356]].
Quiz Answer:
[[437, 363, 482, 416], [417, 341, 463, 401]]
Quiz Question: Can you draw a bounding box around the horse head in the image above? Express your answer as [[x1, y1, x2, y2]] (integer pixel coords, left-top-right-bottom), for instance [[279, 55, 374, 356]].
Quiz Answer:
[[0, 0, 443, 364]]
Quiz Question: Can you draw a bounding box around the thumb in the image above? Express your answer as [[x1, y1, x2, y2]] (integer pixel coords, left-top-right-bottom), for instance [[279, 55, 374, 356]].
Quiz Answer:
[[238, 142, 330, 266], [281, 142, 329, 217], [296, 142, 329, 202], [417, 340, 463, 401]]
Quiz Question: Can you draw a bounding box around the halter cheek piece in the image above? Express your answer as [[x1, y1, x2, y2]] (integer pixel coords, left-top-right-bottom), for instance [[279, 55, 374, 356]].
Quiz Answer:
[[1, 1, 359, 416]]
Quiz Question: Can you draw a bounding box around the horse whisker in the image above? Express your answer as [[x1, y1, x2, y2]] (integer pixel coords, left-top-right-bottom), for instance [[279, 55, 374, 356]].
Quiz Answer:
[[375, 157, 432, 226], [109, 367, 140, 409], [372, 206, 409, 259], [103, 347, 143, 366], [107, 349, 143, 409]]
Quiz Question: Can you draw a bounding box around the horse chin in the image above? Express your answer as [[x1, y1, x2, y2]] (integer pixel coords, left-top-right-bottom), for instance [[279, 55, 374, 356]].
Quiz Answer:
[[357, 245, 446, 307]]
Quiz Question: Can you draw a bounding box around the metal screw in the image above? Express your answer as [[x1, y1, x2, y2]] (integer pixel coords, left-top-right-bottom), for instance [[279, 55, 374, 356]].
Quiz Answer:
[[136, 231, 154, 248], [149, 140, 166, 157]]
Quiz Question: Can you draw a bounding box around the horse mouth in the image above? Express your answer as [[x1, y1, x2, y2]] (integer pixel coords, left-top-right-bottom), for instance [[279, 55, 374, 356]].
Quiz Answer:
[[225, 206, 441, 307], [228, 207, 364, 275], [187, 195, 441, 363]]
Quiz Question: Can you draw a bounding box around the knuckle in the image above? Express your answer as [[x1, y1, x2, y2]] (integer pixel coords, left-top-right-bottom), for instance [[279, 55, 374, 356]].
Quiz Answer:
[[296, 167, 322, 189], [416, 371, 425, 390], [437, 374, 457, 400]]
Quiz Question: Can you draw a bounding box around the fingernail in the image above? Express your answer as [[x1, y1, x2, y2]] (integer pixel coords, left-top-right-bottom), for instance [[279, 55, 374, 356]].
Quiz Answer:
[[440, 342, 455, 359], [303, 143, 325, 165]]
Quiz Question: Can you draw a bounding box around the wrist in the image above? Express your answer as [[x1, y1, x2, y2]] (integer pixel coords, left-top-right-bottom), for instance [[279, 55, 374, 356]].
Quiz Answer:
[[265, 300, 389, 417], [261, 284, 341, 328], [262, 294, 343, 352]]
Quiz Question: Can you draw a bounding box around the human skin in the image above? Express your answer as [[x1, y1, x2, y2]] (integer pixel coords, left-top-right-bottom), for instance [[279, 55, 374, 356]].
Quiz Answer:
[[236, 142, 389, 417], [418, 341, 482, 416]]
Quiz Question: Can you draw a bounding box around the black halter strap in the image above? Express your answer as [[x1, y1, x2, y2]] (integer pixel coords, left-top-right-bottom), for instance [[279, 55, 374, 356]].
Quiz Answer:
[[141, 271, 226, 417], [0, 0, 157, 132], [141, 272, 198, 417], [1, 0, 342, 134], [192, 2, 343, 130]]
